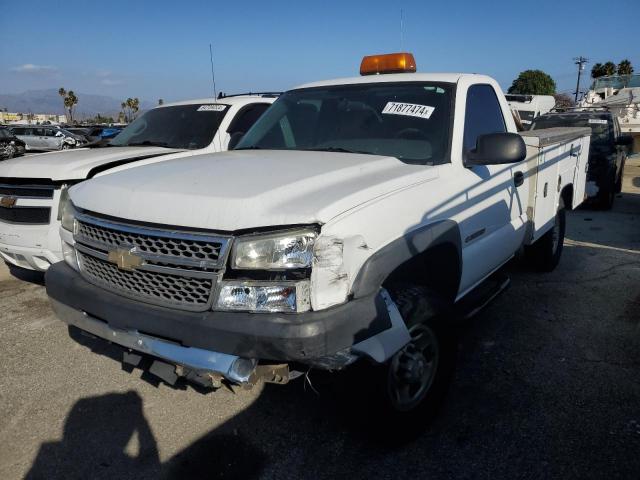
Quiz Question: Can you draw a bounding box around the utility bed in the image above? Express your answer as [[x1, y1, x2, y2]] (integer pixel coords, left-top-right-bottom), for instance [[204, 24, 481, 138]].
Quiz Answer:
[[519, 127, 591, 243]]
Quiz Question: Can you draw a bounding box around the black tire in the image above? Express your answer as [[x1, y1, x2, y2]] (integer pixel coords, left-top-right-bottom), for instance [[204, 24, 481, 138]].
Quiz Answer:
[[598, 185, 615, 210], [615, 171, 623, 194], [528, 198, 566, 272], [338, 284, 456, 442]]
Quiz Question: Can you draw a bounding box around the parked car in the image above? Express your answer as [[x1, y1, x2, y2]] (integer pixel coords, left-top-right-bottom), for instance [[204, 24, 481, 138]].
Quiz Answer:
[[531, 109, 632, 208], [46, 53, 591, 434], [0, 126, 26, 160], [64, 127, 93, 143], [0, 94, 276, 271], [9, 126, 83, 151]]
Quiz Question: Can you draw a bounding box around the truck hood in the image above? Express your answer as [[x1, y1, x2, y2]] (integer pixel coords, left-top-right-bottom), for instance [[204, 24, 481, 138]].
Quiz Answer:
[[71, 150, 439, 231], [0, 146, 181, 181]]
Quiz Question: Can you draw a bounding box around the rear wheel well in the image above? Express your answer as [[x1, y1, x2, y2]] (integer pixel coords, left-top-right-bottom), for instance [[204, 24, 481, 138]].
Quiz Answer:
[[383, 243, 460, 305], [560, 184, 574, 210]]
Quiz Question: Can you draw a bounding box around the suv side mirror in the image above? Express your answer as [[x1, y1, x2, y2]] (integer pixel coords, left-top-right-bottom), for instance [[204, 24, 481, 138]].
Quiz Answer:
[[228, 131, 245, 150], [465, 132, 527, 166], [616, 135, 633, 146]]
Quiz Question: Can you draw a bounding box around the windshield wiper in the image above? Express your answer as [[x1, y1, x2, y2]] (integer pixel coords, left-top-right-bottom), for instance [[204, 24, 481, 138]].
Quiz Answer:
[[233, 146, 262, 150], [127, 140, 170, 147], [304, 146, 372, 155]]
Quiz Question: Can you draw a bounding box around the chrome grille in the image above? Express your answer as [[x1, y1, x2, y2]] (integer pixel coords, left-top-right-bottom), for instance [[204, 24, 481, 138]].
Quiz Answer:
[[73, 213, 231, 311], [75, 214, 230, 270], [78, 252, 214, 309]]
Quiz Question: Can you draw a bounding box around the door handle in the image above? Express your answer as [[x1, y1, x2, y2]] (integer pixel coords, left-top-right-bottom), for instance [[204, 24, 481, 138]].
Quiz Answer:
[[514, 171, 524, 187]]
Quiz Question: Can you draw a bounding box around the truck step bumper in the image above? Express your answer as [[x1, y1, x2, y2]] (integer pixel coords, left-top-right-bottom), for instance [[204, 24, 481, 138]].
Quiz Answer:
[[50, 299, 257, 385]]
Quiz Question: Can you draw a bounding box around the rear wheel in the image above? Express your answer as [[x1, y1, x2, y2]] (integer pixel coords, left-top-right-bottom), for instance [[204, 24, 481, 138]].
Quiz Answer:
[[615, 171, 623, 194], [527, 198, 566, 272]]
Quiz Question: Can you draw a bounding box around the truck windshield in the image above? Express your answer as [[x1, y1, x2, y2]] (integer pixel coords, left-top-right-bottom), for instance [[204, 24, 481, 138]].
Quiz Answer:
[[235, 82, 453, 164], [531, 115, 612, 146], [110, 104, 228, 150]]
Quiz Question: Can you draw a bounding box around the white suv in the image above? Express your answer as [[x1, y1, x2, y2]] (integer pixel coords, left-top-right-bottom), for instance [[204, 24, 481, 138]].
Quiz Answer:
[[0, 94, 276, 271]]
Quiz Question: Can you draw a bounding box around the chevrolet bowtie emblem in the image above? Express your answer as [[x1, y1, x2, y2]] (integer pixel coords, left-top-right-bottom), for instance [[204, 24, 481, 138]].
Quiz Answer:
[[107, 248, 144, 271], [0, 196, 17, 208]]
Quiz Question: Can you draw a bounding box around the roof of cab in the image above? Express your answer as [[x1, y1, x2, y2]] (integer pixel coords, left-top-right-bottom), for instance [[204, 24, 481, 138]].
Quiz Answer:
[[294, 72, 489, 90], [158, 94, 277, 108]]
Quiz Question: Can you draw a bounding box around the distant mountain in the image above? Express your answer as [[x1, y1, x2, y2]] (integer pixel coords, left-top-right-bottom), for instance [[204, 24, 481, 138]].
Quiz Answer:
[[0, 89, 154, 119]]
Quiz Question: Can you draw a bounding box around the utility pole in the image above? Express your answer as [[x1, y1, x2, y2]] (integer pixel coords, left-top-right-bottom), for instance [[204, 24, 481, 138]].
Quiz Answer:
[[574, 56, 588, 103]]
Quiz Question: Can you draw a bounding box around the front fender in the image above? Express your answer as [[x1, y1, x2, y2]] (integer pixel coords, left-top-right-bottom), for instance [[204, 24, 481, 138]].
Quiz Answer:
[[350, 219, 462, 299]]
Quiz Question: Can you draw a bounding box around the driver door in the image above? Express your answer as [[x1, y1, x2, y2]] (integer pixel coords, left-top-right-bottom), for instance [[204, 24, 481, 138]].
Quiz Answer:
[[455, 84, 529, 294]]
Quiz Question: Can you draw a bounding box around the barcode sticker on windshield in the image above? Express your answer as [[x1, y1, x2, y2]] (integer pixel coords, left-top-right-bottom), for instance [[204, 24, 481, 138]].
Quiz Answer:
[[382, 102, 435, 119], [197, 105, 226, 112], [588, 119, 607, 124]]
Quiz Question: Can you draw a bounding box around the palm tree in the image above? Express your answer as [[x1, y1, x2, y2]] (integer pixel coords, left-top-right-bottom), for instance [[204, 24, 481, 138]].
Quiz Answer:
[[617, 59, 634, 75], [58, 87, 67, 116], [64, 90, 78, 123], [602, 62, 616, 76], [591, 63, 605, 78]]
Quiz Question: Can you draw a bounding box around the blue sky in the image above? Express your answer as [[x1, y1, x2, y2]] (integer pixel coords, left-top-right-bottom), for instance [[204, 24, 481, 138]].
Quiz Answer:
[[1, 0, 638, 103]]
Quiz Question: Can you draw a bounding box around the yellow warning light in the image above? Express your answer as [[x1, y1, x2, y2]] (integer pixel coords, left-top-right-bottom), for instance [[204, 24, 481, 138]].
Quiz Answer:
[[360, 52, 417, 76]]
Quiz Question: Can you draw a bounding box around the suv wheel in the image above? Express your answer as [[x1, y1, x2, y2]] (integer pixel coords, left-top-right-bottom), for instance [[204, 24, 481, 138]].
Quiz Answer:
[[598, 186, 615, 210]]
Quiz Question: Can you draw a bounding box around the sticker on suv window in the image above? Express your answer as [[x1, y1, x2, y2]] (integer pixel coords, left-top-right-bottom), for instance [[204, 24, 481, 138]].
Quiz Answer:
[[197, 105, 226, 112], [588, 119, 608, 124], [382, 102, 435, 119]]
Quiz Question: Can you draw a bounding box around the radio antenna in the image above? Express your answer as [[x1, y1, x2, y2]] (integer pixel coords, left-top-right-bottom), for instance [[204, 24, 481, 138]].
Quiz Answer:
[[209, 43, 218, 100], [400, 9, 404, 51]]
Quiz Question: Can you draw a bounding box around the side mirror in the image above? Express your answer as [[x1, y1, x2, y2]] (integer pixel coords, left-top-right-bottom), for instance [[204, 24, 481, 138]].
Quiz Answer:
[[55, 131, 63, 137], [616, 135, 633, 146], [228, 131, 245, 150], [466, 132, 527, 166]]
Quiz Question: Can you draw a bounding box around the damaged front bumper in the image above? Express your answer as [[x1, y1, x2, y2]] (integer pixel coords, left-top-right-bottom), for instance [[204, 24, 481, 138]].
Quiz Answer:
[[46, 262, 410, 387]]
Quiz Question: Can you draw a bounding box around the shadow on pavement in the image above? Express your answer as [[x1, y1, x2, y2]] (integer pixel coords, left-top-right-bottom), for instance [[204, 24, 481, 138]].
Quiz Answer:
[[5, 263, 45, 285], [25, 391, 160, 480]]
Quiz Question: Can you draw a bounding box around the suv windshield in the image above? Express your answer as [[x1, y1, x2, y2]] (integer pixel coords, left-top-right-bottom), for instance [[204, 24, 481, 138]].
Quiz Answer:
[[531, 114, 612, 146], [110, 104, 228, 150], [0, 129, 13, 139], [236, 82, 453, 164]]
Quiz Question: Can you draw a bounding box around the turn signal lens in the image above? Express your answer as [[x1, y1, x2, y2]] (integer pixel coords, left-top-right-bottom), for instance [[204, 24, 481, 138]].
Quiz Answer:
[[360, 52, 417, 76]]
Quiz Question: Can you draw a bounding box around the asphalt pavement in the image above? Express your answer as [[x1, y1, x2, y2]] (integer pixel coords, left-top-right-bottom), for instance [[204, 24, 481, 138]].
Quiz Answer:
[[0, 158, 638, 480]]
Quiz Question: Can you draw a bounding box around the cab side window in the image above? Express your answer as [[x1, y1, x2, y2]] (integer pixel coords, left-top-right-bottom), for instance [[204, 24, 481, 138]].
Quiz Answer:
[[227, 103, 271, 136], [463, 84, 506, 152]]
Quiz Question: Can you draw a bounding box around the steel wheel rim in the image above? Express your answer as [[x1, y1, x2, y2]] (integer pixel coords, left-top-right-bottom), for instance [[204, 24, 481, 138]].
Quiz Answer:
[[387, 324, 439, 412]]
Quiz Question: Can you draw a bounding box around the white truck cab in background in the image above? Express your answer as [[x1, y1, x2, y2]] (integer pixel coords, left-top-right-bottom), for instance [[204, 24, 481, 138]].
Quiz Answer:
[[47, 53, 590, 435], [0, 94, 276, 271], [506, 94, 556, 129]]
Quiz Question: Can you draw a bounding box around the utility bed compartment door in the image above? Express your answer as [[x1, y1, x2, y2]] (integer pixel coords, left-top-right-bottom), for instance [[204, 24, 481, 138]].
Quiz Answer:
[[520, 127, 591, 244]]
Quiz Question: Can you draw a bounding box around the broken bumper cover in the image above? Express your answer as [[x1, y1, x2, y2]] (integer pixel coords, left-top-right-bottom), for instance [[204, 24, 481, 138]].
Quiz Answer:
[[51, 298, 257, 384], [46, 262, 395, 373]]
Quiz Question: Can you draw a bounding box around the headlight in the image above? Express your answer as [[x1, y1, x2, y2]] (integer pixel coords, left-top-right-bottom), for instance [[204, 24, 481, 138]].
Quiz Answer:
[[232, 230, 316, 270], [60, 195, 77, 233], [216, 280, 310, 313]]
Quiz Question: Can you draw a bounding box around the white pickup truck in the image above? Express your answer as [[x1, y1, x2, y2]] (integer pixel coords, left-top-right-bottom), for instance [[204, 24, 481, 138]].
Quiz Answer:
[[46, 53, 590, 432], [0, 94, 276, 271]]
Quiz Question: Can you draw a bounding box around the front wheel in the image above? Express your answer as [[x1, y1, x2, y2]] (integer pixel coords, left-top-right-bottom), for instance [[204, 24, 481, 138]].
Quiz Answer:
[[527, 199, 566, 272], [61, 144, 71, 150], [341, 285, 456, 441]]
